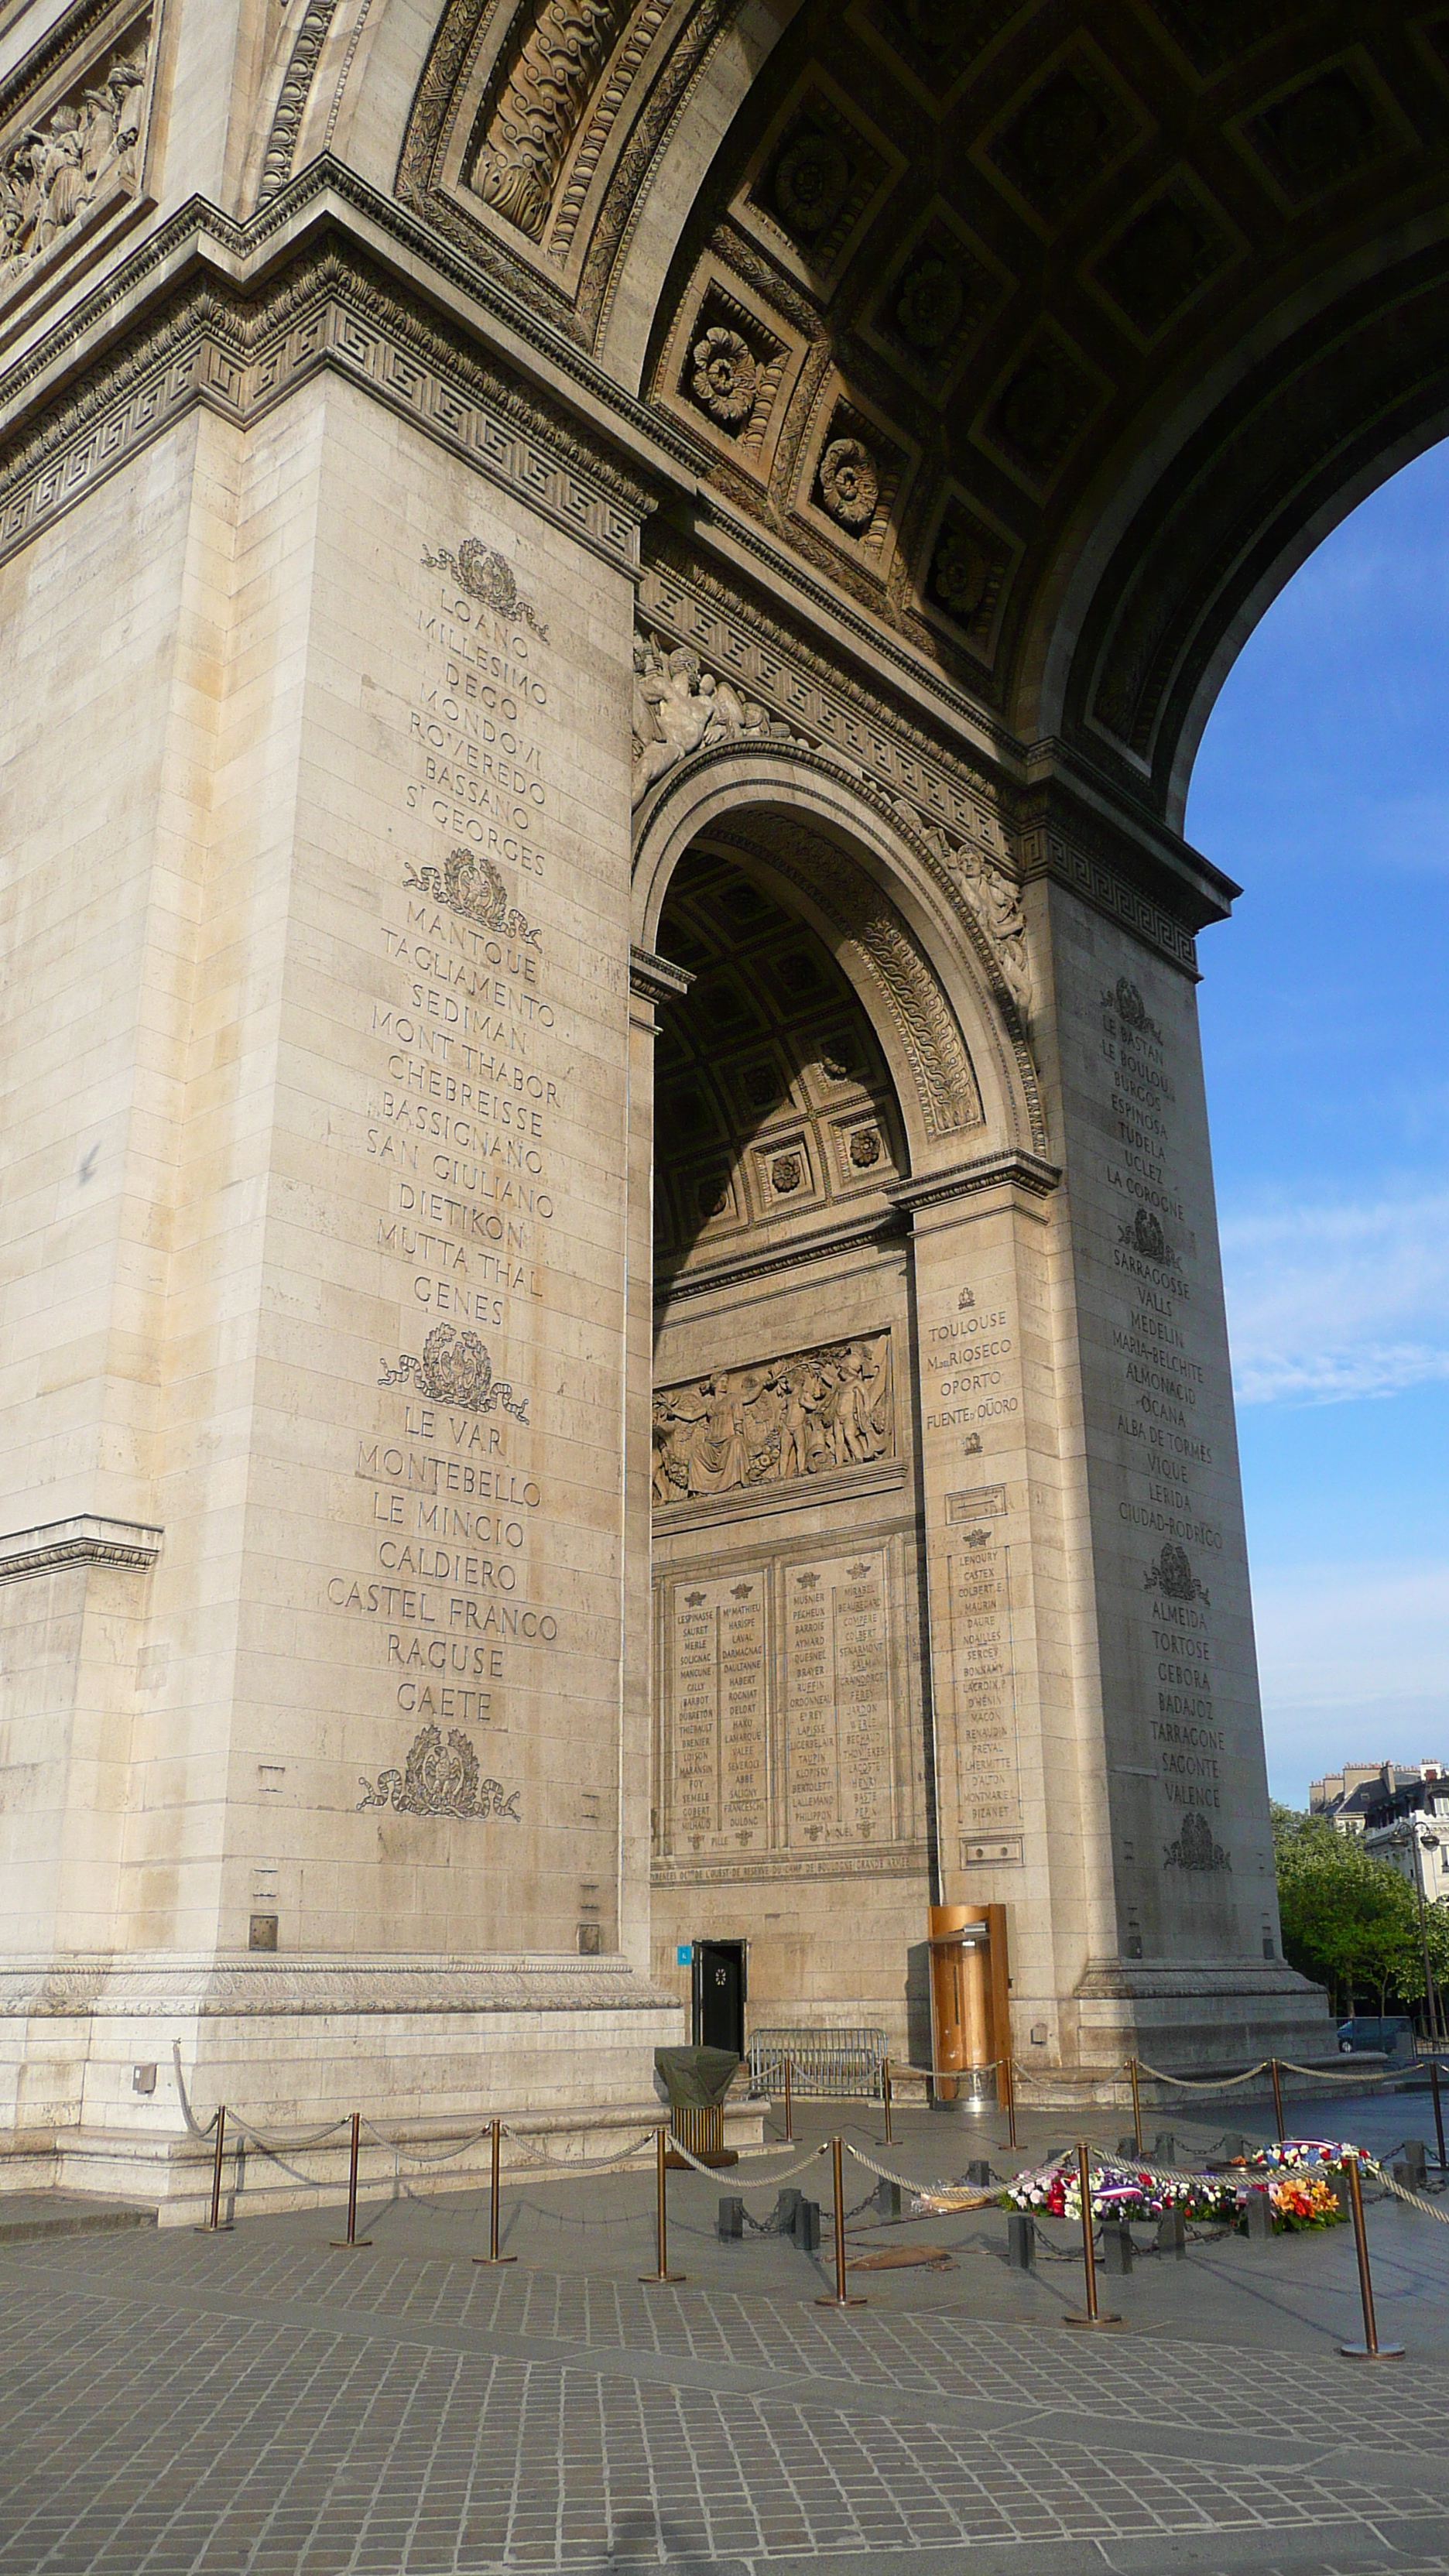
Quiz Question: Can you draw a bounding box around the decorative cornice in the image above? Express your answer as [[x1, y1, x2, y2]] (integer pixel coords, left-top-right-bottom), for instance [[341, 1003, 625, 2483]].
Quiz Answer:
[[889, 1150, 1060, 1213], [628, 943, 693, 1005], [657, 1204, 907, 1305], [653, 1457, 906, 1533], [0, 1516, 162, 1584], [653, 1843, 928, 1887], [0, 227, 659, 578]]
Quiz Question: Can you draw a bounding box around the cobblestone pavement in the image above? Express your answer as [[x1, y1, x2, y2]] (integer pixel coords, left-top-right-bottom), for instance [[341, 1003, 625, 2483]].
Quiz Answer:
[[2, 2098, 1448, 2574]]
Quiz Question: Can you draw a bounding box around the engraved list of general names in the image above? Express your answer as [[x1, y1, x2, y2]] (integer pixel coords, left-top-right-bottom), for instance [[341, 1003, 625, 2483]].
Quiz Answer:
[[660, 1547, 902, 1864], [327, 533, 618, 1794]]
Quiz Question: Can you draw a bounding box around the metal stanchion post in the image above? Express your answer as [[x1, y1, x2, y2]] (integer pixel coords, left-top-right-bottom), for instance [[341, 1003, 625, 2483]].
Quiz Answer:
[[331, 2111, 373, 2249], [196, 2104, 234, 2233], [1002, 2053, 1017, 2150], [639, 2126, 685, 2285], [473, 2119, 517, 2266], [783, 2054, 793, 2144], [1269, 2057, 1286, 2143], [1339, 2153, 1403, 2358], [882, 2060, 893, 2145], [1065, 2141, 1121, 2328], [816, 2135, 866, 2308], [1129, 2057, 1143, 2156], [1428, 2055, 1447, 2174]]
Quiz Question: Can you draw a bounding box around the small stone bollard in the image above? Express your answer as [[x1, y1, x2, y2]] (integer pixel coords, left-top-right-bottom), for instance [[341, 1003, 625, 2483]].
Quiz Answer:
[[1244, 2189, 1273, 2242], [718, 2196, 744, 2242], [1101, 2219, 1133, 2275], [1156, 2205, 1187, 2259], [775, 2187, 802, 2235], [1218, 2132, 1248, 2163], [1150, 2132, 1177, 2167], [966, 2159, 992, 2187], [875, 2177, 903, 2218], [1007, 2210, 1036, 2271], [1392, 2140, 1427, 2192], [794, 2196, 821, 2252], [1118, 2136, 1142, 2159]]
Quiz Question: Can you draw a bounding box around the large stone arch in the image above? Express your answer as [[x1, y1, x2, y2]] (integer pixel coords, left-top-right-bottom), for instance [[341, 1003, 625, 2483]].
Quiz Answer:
[[631, 741, 1046, 1167]]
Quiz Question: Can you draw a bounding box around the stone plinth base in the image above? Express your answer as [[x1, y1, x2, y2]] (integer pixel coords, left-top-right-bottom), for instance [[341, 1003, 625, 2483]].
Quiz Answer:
[[0, 1952, 688, 2208]]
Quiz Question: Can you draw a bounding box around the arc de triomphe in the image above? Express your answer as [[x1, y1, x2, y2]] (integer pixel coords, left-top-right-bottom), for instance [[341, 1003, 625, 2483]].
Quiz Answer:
[[5, 0, 1440, 2192]]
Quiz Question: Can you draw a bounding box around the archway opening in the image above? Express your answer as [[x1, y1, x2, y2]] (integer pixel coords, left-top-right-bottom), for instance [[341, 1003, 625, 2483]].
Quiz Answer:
[[647, 838, 933, 2058]]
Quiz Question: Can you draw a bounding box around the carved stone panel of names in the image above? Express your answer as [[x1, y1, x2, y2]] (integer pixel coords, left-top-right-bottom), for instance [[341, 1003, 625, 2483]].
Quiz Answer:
[[948, 1540, 1022, 1860], [784, 1552, 894, 1849], [668, 1577, 769, 1855]]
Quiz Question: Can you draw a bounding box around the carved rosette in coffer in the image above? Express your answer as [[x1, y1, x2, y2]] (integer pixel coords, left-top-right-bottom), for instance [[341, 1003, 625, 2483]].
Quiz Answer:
[[0, 2, 156, 317]]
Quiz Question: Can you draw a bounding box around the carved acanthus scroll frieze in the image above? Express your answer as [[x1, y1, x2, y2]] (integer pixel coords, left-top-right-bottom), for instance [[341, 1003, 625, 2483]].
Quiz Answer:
[[653, 1333, 893, 1504], [0, 10, 149, 300], [468, 0, 629, 242]]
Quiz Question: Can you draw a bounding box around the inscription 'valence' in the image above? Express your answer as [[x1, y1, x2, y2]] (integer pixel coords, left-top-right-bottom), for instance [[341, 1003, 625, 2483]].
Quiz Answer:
[[653, 1333, 893, 1503], [381, 1325, 530, 1420]]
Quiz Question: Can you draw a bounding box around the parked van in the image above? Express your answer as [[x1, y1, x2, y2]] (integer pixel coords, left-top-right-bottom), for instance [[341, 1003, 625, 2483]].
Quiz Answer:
[[1337, 2016, 1414, 2054]]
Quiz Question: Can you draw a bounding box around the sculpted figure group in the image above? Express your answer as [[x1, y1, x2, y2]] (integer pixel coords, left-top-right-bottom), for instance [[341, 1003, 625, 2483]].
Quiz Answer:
[[632, 631, 770, 806], [0, 43, 146, 285], [653, 1335, 892, 1502]]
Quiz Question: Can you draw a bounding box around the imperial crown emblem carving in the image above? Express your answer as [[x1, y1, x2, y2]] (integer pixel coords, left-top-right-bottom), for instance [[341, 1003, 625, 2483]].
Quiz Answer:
[[403, 847, 540, 945], [380, 1326, 529, 1421]]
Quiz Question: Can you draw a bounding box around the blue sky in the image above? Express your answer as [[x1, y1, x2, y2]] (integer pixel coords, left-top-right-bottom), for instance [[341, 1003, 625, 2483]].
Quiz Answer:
[[1186, 438, 1449, 1810]]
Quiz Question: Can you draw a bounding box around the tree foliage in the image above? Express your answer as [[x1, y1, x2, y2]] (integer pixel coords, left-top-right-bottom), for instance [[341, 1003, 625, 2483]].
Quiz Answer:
[[1273, 1803, 1449, 2023]]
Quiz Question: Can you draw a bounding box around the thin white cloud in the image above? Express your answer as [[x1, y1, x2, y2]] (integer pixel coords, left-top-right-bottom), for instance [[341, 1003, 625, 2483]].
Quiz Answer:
[[1252, 1560, 1449, 1804], [1221, 1191, 1449, 1405]]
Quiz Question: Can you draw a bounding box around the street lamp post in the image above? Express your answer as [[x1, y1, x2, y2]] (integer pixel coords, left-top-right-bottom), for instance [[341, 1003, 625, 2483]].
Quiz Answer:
[[1387, 1824, 1443, 2048]]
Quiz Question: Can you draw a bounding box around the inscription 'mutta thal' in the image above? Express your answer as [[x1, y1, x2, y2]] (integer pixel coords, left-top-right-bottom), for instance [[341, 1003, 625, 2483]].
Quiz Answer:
[[0, 0, 1362, 2187]]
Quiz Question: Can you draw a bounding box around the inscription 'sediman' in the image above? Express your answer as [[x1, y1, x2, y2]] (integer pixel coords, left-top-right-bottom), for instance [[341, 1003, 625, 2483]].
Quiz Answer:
[[422, 540, 550, 638], [1163, 1812, 1231, 1872], [404, 848, 540, 945], [358, 1725, 522, 1819], [653, 1334, 892, 1501], [380, 1324, 530, 1420]]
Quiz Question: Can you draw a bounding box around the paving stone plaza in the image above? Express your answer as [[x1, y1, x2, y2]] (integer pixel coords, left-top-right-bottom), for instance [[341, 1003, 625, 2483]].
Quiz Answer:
[[3, 2091, 1449, 2574]]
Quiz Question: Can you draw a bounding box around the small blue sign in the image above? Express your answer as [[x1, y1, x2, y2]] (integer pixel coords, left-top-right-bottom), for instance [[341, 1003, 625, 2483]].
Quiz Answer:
[[676, 1943, 693, 1966]]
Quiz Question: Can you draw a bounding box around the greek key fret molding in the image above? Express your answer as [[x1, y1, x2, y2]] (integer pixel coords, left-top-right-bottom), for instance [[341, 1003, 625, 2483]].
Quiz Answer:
[[0, 231, 658, 578], [0, 1516, 163, 1584], [1021, 822, 1201, 978]]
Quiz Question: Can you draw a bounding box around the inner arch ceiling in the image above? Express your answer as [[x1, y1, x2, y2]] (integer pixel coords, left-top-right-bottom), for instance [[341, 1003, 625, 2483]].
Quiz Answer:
[[398, 0, 1449, 825]]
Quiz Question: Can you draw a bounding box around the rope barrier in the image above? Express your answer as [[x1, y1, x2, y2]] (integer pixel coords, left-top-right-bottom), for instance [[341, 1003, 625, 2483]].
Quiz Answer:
[[1132, 2059, 1269, 2090], [357, 2117, 494, 2166], [671, 2135, 829, 2184], [497, 2125, 659, 2175], [1367, 2160, 1449, 2225]]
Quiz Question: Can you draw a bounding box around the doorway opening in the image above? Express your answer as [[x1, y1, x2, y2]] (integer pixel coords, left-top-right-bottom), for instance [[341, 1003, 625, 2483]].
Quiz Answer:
[[692, 1939, 746, 2055]]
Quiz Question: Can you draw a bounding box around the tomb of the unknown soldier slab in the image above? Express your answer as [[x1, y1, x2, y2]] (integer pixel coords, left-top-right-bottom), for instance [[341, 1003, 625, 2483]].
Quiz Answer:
[[15, 0, 1449, 2208]]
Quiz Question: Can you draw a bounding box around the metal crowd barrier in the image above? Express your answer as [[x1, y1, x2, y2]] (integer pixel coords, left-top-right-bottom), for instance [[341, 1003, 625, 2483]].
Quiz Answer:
[[748, 2027, 889, 2101]]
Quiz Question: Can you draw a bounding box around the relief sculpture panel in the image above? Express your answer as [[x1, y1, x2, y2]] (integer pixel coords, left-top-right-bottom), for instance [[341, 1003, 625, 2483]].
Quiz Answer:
[[652, 1331, 892, 1504]]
